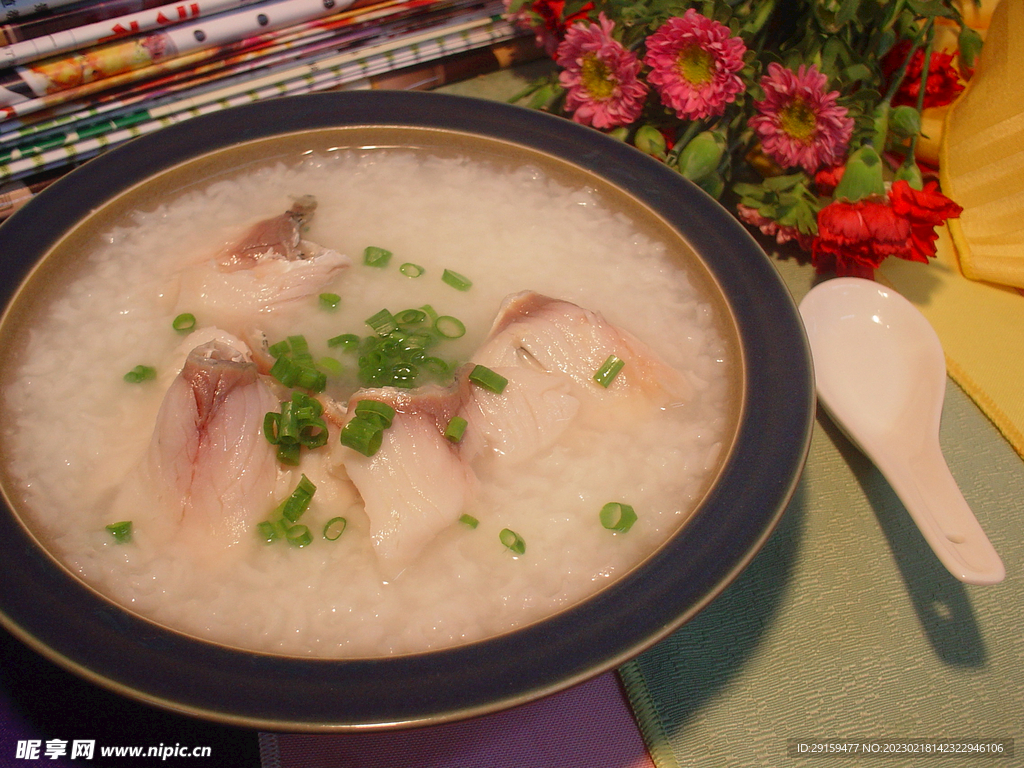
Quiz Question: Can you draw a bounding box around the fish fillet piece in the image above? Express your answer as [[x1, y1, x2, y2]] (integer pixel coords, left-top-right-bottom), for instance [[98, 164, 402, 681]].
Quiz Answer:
[[458, 365, 579, 466], [472, 291, 691, 423], [142, 339, 280, 547], [176, 195, 350, 329], [340, 386, 475, 579]]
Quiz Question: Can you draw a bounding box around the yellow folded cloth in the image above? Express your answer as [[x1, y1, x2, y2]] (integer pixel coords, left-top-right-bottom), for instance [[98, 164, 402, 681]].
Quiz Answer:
[[878, 227, 1024, 459], [941, 0, 1024, 288]]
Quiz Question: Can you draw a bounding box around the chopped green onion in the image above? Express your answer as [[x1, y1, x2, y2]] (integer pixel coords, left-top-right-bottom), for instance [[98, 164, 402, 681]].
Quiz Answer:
[[172, 313, 196, 332], [276, 442, 301, 466], [296, 367, 327, 392], [499, 528, 526, 555], [599, 502, 637, 533], [256, 520, 280, 543], [366, 308, 398, 337], [420, 304, 439, 323], [263, 412, 282, 444], [268, 340, 291, 358], [123, 365, 156, 383], [267, 341, 326, 393], [468, 364, 508, 394], [459, 513, 479, 529], [327, 333, 360, 351], [400, 262, 425, 277], [340, 415, 384, 457], [441, 268, 472, 291], [319, 293, 341, 310], [363, 246, 392, 267], [277, 474, 316, 522], [286, 524, 312, 548], [444, 416, 468, 443], [395, 308, 427, 326], [354, 399, 396, 427], [323, 517, 347, 541], [434, 315, 466, 339], [421, 357, 449, 377], [287, 334, 312, 361], [593, 355, 626, 388], [105, 520, 133, 543], [317, 356, 344, 376]]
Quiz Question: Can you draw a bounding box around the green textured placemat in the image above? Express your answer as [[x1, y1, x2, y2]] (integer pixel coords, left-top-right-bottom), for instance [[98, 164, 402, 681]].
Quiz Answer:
[[619, 257, 1023, 767]]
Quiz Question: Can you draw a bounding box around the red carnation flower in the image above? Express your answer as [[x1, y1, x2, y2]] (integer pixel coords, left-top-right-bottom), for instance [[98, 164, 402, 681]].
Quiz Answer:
[[888, 179, 963, 262], [812, 179, 963, 278], [812, 197, 912, 278], [882, 40, 965, 109]]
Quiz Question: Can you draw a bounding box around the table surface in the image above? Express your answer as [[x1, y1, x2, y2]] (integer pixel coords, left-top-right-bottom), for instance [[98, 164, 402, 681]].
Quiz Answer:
[[1, 62, 1021, 768]]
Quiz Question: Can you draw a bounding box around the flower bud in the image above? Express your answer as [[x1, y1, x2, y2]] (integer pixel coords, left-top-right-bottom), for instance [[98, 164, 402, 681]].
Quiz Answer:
[[634, 125, 667, 160], [894, 160, 923, 190], [833, 144, 886, 202], [889, 105, 921, 138], [695, 170, 725, 200], [676, 131, 726, 181], [606, 126, 630, 142]]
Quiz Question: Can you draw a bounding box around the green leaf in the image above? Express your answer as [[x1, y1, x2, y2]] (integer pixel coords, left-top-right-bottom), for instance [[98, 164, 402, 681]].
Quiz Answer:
[[842, 63, 874, 83], [958, 26, 983, 71], [835, 0, 862, 28], [905, 0, 959, 19]]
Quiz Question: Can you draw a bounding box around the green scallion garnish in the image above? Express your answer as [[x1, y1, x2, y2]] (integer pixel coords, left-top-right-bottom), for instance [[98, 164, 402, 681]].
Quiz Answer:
[[593, 355, 626, 388], [444, 416, 468, 443], [441, 268, 472, 291], [363, 246, 392, 267], [105, 520, 133, 543], [459, 513, 479, 528], [340, 415, 385, 457], [317, 356, 344, 376], [366, 308, 398, 337], [468, 364, 508, 394], [319, 293, 341, 310], [256, 520, 283, 542], [268, 339, 291, 358], [257, 477, 319, 547], [276, 474, 316, 522], [434, 315, 466, 339], [499, 528, 525, 555], [264, 394, 327, 464], [400, 262, 424, 277], [323, 517, 347, 541], [599, 502, 637, 533], [172, 313, 196, 332], [123, 365, 156, 383], [327, 333, 360, 351], [354, 399, 396, 427], [286, 524, 313, 548], [395, 308, 427, 326]]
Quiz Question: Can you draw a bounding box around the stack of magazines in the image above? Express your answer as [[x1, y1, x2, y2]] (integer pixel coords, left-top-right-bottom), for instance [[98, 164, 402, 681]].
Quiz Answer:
[[0, 0, 536, 217]]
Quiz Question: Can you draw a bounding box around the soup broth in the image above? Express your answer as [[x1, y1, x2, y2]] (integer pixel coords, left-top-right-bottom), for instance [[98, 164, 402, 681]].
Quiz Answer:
[[1, 142, 736, 657]]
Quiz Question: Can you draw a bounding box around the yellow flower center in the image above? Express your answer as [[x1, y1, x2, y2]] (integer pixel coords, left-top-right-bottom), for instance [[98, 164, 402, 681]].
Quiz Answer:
[[675, 44, 714, 86], [581, 54, 616, 100], [779, 98, 817, 145]]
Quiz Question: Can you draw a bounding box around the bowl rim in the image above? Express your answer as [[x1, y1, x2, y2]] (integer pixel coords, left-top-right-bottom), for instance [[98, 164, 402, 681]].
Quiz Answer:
[[0, 90, 813, 731]]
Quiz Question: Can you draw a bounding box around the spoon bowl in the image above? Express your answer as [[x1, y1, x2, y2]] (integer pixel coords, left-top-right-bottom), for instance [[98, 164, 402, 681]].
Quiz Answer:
[[799, 277, 1004, 586]]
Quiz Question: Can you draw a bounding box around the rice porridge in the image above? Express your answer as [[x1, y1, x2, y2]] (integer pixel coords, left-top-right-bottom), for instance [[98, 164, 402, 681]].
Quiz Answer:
[[0, 144, 735, 657]]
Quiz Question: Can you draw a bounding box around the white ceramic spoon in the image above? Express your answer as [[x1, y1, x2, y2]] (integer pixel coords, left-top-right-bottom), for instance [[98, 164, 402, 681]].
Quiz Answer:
[[798, 277, 1004, 586]]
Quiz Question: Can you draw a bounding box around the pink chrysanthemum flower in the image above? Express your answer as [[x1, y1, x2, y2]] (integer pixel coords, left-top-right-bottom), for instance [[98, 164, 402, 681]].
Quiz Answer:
[[750, 63, 854, 174], [555, 13, 648, 129], [642, 9, 747, 121]]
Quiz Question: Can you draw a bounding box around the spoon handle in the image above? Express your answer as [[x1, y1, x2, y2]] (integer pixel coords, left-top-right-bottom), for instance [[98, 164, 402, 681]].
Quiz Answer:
[[876, 441, 1005, 586]]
